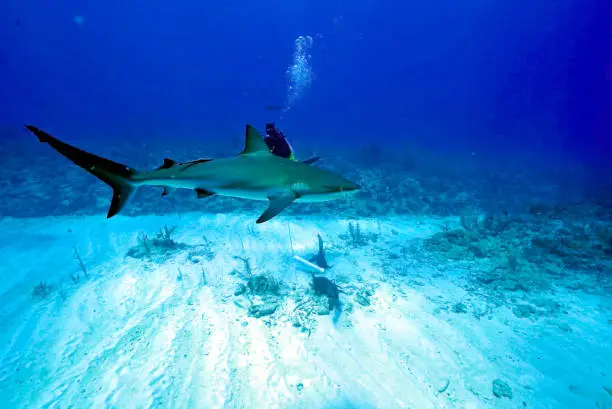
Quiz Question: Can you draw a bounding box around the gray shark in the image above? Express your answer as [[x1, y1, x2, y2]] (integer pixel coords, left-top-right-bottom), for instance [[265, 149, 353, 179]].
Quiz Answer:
[[24, 124, 360, 223]]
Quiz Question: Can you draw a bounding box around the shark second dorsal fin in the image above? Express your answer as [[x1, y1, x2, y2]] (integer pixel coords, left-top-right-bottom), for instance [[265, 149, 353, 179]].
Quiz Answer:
[[156, 158, 177, 170], [241, 124, 271, 155], [195, 188, 215, 199]]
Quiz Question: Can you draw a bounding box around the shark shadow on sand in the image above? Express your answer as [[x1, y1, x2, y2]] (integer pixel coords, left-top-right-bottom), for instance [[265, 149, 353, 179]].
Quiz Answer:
[[307, 234, 344, 325]]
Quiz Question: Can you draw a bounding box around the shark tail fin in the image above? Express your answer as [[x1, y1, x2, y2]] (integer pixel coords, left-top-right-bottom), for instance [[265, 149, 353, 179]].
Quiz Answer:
[[107, 180, 135, 218], [25, 125, 137, 218]]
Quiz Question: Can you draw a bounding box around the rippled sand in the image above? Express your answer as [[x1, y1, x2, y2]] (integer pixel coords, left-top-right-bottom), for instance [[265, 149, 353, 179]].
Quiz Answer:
[[0, 214, 610, 409]]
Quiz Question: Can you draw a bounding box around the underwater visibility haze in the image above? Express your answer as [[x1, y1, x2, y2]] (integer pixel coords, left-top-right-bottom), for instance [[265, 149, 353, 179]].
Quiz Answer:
[[1, 0, 611, 408]]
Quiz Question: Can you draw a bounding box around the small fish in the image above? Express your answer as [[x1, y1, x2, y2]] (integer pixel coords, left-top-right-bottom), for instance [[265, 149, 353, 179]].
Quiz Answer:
[[265, 104, 284, 111]]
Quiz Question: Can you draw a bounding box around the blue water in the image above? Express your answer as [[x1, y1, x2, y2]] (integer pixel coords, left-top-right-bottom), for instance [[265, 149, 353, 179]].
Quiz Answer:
[[1, 1, 611, 408]]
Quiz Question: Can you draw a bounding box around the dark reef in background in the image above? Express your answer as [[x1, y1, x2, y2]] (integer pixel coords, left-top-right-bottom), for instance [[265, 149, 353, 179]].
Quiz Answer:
[[0, 132, 606, 220], [0, 0, 610, 215]]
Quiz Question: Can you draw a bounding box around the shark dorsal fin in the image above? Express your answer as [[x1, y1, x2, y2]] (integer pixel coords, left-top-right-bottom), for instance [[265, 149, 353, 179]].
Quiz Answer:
[[241, 124, 271, 155], [157, 158, 177, 170]]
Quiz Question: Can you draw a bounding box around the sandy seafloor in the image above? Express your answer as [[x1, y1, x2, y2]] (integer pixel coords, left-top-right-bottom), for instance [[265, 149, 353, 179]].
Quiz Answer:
[[0, 212, 610, 409]]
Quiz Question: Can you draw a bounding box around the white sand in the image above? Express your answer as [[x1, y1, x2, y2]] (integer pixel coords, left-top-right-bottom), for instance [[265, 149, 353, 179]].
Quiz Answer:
[[0, 213, 610, 409]]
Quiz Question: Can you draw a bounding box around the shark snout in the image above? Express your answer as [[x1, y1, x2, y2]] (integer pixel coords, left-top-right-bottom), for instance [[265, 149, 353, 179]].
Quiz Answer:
[[339, 177, 360, 192], [344, 180, 360, 191], [338, 183, 360, 193]]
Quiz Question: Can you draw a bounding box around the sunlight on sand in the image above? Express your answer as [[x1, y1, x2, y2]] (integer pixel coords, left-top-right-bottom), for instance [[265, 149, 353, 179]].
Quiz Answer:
[[0, 213, 610, 409]]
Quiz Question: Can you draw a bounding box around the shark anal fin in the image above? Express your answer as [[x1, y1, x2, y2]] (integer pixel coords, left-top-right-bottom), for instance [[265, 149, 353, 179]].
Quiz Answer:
[[242, 125, 272, 155], [156, 158, 177, 170], [256, 195, 295, 224], [195, 188, 215, 199], [161, 187, 176, 197]]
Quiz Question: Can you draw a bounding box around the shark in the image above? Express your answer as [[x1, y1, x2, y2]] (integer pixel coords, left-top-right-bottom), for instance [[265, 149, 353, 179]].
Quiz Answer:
[[24, 124, 360, 223]]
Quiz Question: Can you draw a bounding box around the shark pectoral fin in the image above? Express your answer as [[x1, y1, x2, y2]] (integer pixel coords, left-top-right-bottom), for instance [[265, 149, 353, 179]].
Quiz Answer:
[[195, 188, 215, 199], [256, 195, 296, 224]]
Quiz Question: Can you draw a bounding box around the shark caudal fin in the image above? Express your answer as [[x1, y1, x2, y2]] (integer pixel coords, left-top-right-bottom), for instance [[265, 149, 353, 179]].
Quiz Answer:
[[25, 125, 137, 218]]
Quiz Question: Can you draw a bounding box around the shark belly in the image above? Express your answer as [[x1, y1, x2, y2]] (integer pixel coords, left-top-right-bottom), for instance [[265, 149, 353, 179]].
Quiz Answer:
[[210, 187, 270, 201], [138, 175, 286, 202]]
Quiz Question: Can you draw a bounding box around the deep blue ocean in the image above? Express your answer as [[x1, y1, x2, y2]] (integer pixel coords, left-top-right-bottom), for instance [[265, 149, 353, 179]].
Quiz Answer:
[[0, 1, 611, 408]]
